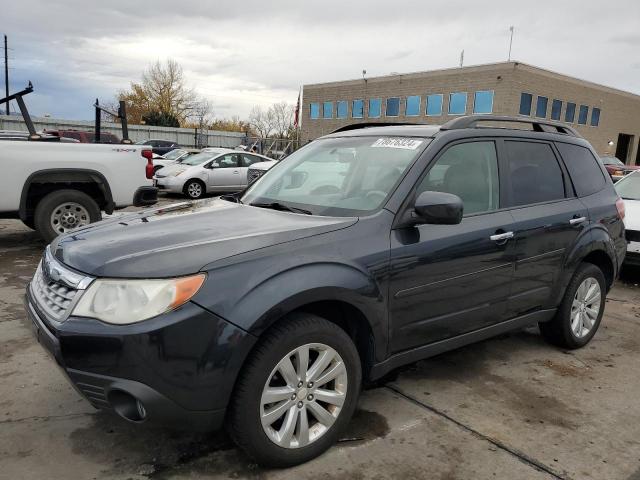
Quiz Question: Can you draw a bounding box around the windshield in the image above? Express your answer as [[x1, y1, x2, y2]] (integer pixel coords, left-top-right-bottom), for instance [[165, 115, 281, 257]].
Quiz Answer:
[[163, 149, 186, 160], [601, 156, 624, 166], [180, 152, 217, 166], [241, 136, 429, 216], [615, 172, 640, 200]]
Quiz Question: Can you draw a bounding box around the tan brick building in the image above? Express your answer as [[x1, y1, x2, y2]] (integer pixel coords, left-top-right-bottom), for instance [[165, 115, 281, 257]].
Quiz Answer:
[[301, 62, 640, 164]]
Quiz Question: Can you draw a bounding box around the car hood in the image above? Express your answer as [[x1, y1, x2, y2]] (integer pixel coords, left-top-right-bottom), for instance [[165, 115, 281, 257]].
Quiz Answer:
[[623, 199, 640, 231], [52, 198, 357, 278]]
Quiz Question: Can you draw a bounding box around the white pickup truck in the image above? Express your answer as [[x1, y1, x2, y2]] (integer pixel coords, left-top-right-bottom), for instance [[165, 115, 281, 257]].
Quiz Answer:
[[0, 140, 158, 241]]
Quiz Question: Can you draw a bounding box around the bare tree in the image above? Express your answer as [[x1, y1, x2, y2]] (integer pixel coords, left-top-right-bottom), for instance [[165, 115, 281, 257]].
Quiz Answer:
[[270, 102, 294, 138], [248, 105, 275, 138], [189, 99, 215, 130]]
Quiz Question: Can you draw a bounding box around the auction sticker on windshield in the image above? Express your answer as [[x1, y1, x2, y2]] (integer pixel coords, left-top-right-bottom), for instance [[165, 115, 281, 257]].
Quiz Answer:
[[371, 138, 423, 150]]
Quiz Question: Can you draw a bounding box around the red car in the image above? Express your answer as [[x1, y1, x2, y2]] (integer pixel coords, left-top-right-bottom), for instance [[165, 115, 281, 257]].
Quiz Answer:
[[600, 156, 640, 182]]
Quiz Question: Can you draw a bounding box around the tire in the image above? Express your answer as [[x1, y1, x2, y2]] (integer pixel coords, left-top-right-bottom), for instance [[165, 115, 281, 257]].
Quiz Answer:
[[34, 189, 101, 243], [228, 313, 362, 467], [539, 263, 606, 349], [183, 179, 205, 199]]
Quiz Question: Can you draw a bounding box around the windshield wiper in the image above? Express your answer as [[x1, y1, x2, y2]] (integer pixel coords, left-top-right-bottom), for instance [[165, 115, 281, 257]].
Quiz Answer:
[[250, 202, 312, 215]]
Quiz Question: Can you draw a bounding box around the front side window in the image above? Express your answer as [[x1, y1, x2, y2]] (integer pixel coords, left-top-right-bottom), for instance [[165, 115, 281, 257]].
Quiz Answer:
[[448, 92, 467, 115], [506, 141, 565, 206], [417, 141, 499, 215], [578, 105, 589, 125], [352, 99, 364, 118], [369, 98, 382, 118], [323, 101, 333, 119], [426, 94, 443, 116], [215, 153, 240, 168], [536, 96, 548, 118], [310, 103, 320, 119], [551, 99, 563, 120], [565, 102, 576, 122], [556, 143, 605, 197], [386, 97, 400, 117], [591, 107, 601, 126], [519, 93, 533, 115], [473, 91, 494, 114], [336, 101, 348, 119], [242, 136, 429, 216], [406, 96, 421, 116]]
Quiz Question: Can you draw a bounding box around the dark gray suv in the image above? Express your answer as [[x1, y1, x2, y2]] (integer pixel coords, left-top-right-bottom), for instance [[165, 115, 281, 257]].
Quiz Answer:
[[25, 115, 626, 467]]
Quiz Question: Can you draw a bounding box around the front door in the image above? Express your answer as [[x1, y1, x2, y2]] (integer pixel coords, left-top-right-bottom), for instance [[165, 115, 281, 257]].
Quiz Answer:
[[207, 153, 242, 190], [389, 140, 515, 353]]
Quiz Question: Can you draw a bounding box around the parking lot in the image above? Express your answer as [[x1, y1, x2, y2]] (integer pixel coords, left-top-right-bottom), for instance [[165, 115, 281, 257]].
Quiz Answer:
[[0, 198, 638, 480]]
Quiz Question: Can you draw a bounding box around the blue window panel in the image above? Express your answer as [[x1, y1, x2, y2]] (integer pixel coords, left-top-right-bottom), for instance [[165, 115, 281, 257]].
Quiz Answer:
[[565, 102, 576, 122], [473, 90, 494, 114], [591, 107, 601, 127], [405, 95, 421, 116], [386, 97, 400, 116], [310, 103, 320, 119], [551, 99, 562, 120], [322, 101, 333, 119], [336, 101, 348, 119], [519, 92, 532, 115], [448, 92, 467, 115], [352, 99, 364, 118], [426, 94, 443, 115], [369, 98, 382, 118], [536, 96, 548, 118], [578, 105, 589, 125]]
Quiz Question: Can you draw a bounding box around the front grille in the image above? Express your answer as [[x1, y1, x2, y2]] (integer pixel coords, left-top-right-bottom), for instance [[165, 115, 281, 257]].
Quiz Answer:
[[29, 247, 93, 322], [247, 168, 264, 184]]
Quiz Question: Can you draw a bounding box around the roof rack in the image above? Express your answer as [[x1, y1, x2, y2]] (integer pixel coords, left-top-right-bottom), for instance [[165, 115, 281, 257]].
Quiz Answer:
[[331, 122, 427, 134], [440, 115, 582, 138]]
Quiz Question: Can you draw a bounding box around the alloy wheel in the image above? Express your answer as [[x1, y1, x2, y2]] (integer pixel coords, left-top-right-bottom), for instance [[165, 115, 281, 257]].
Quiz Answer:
[[571, 277, 601, 338], [187, 182, 202, 198], [260, 343, 348, 449]]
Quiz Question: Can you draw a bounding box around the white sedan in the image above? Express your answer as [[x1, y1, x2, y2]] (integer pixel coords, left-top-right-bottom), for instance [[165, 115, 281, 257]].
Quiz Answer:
[[152, 148, 199, 173], [615, 171, 640, 265], [154, 148, 272, 199]]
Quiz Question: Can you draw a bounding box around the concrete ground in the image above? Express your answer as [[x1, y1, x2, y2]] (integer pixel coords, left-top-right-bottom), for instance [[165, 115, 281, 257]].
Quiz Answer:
[[1, 199, 640, 480]]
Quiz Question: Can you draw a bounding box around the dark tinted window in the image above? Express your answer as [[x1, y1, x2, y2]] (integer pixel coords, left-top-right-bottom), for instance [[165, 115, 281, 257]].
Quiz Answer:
[[578, 105, 589, 125], [535, 96, 548, 118], [506, 141, 565, 206], [386, 97, 400, 116], [417, 141, 499, 215], [557, 143, 605, 197], [565, 102, 576, 122], [551, 99, 562, 120], [519, 93, 532, 115], [591, 107, 601, 126]]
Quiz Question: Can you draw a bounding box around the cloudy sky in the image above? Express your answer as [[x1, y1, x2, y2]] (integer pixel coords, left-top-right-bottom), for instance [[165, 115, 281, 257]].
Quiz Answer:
[[3, 0, 640, 120]]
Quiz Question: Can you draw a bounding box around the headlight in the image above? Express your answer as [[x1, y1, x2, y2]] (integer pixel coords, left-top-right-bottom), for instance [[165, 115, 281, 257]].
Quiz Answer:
[[72, 274, 205, 324], [170, 169, 187, 177]]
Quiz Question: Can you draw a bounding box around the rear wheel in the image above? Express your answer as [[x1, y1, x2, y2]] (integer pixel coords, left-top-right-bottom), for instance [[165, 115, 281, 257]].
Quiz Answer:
[[228, 313, 361, 467], [34, 190, 101, 243], [540, 263, 606, 349], [183, 179, 205, 199]]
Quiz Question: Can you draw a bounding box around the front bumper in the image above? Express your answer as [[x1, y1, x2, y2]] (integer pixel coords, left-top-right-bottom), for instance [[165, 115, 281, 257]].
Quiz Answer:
[[25, 287, 256, 431], [154, 176, 185, 193]]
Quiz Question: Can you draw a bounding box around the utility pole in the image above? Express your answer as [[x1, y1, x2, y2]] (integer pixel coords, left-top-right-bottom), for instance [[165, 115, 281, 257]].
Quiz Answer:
[[4, 35, 9, 115], [508, 26, 514, 62]]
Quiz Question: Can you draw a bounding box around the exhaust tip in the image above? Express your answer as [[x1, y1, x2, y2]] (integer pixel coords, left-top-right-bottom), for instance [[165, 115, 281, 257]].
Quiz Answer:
[[108, 390, 147, 422]]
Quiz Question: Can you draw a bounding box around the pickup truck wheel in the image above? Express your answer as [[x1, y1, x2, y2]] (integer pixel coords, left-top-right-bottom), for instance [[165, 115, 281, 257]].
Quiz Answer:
[[183, 179, 205, 199], [34, 190, 101, 243], [540, 263, 606, 349], [228, 313, 361, 467]]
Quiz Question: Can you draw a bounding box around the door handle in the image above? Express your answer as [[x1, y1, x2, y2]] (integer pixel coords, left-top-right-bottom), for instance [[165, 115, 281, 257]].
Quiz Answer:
[[569, 216, 587, 225], [233, 170, 240, 174], [490, 231, 514, 242]]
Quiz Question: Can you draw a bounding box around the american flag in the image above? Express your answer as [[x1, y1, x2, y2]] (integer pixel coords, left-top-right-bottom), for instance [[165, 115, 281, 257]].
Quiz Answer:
[[294, 88, 301, 128]]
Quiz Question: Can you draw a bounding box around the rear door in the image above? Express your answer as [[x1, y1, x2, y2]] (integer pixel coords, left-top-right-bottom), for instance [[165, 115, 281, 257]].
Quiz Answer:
[[503, 139, 589, 317], [389, 139, 516, 352]]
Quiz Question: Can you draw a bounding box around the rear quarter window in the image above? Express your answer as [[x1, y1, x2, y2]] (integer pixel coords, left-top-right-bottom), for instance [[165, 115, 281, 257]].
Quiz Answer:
[[556, 143, 606, 197]]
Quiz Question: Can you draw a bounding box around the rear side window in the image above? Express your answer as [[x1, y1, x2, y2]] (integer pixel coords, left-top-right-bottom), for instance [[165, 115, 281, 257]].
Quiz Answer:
[[556, 143, 606, 197], [506, 141, 565, 206]]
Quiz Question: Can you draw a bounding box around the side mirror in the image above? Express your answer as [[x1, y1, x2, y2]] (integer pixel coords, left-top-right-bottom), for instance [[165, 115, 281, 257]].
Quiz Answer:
[[413, 191, 463, 225]]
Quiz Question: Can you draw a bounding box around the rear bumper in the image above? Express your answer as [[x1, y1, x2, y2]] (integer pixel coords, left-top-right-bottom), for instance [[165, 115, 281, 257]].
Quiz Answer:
[[133, 186, 158, 207], [24, 287, 256, 431]]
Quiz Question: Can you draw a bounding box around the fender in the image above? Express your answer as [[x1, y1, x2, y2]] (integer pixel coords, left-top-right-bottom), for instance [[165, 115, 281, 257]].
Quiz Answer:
[[552, 224, 617, 306], [19, 168, 114, 220], [193, 261, 388, 363]]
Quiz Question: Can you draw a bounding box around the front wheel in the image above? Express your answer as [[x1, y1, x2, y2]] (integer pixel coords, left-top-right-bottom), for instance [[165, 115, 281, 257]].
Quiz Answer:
[[183, 179, 205, 199], [228, 313, 361, 467], [540, 263, 606, 349], [34, 189, 101, 243]]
